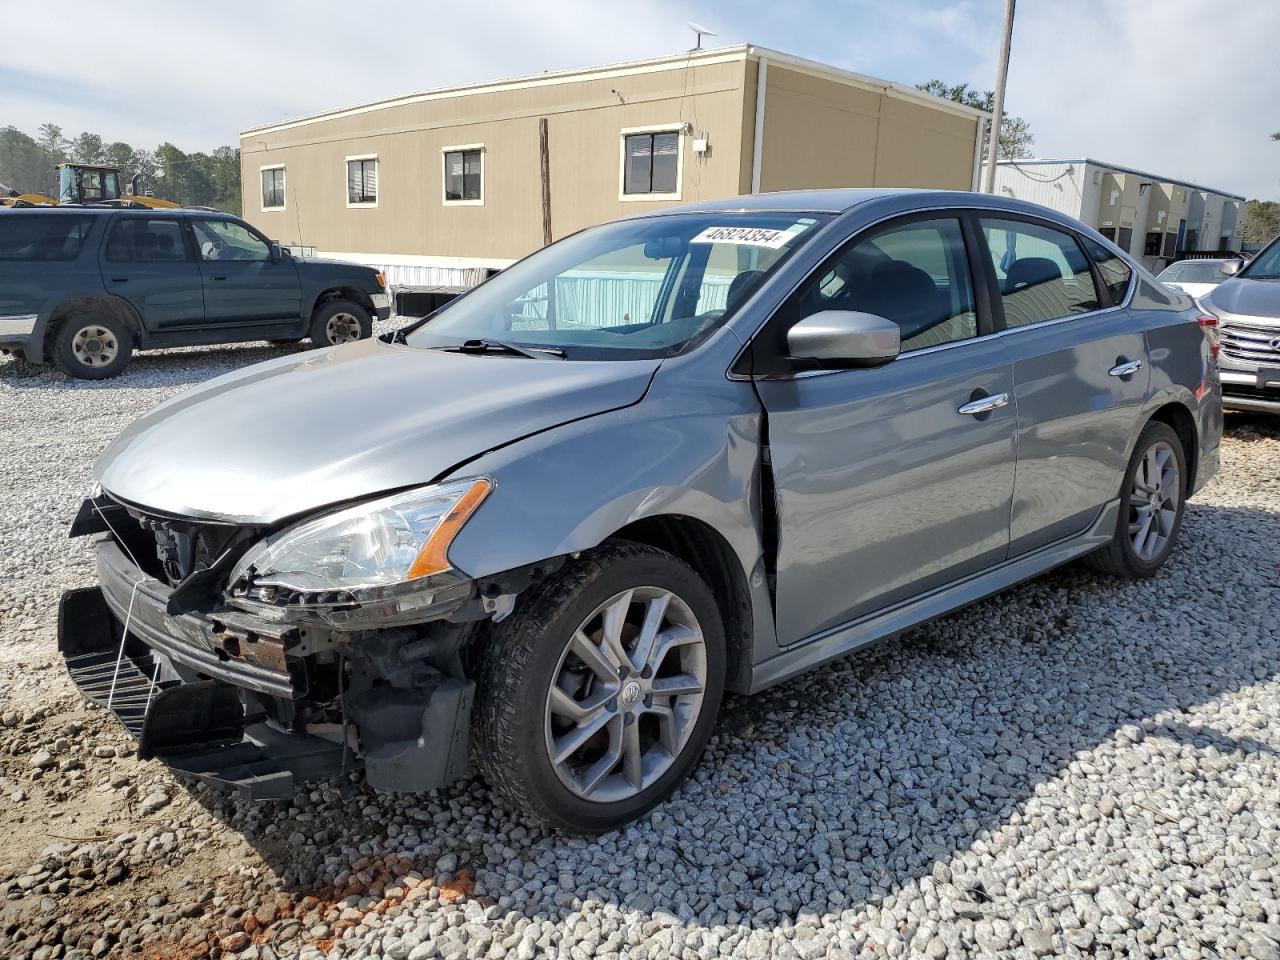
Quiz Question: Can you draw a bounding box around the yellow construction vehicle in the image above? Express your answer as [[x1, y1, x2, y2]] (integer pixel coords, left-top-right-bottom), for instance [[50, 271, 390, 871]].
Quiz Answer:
[[1, 163, 179, 208]]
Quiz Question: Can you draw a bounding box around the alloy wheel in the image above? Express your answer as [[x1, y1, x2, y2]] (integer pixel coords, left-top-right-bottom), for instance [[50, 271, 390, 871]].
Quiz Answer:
[[1128, 439, 1180, 561], [544, 587, 707, 803], [71, 325, 119, 368], [324, 312, 363, 344]]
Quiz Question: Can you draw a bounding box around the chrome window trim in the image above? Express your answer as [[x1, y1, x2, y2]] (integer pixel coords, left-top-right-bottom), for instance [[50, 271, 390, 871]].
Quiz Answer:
[[733, 201, 1139, 382]]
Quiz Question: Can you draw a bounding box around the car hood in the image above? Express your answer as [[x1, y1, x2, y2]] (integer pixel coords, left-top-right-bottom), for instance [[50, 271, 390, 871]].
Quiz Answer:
[[1202, 277, 1280, 320], [95, 338, 660, 524]]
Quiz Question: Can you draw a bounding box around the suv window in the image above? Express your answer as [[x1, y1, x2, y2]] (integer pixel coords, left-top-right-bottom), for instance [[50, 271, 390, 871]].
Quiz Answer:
[[0, 215, 95, 261], [981, 217, 1100, 327], [1082, 237, 1133, 303], [190, 219, 269, 261], [788, 217, 978, 355], [104, 218, 190, 263]]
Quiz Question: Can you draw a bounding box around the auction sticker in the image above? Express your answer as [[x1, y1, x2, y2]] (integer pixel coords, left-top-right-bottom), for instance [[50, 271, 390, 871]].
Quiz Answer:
[[690, 226, 794, 248]]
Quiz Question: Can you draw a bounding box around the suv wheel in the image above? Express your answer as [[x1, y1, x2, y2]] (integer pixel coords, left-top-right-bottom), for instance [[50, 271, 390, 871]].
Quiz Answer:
[[309, 299, 372, 347], [473, 541, 726, 833], [1085, 420, 1187, 578], [53, 314, 133, 380]]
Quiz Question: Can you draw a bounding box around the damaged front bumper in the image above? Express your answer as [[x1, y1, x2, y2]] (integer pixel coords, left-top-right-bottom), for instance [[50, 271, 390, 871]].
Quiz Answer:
[[58, 536, 478, 800]]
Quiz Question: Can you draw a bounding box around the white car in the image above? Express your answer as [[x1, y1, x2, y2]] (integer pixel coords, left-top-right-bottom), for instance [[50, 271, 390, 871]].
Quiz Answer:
[[1156, 258, 1242, 299]]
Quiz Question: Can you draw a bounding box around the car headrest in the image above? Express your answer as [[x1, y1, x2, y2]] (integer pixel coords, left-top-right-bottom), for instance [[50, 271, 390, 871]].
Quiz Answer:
[[726, 270, 766, 311], [1006, 257, 1061, 290], [860, 260, 939, 318]]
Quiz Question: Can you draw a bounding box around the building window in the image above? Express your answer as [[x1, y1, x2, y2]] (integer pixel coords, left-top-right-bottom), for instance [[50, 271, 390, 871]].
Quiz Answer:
[[620, 128, 681, 199], [261, 166, 285, 211], [443, 146, 483, 204], [346, 156, 377, 206], [1116, 227, 1133, 253]]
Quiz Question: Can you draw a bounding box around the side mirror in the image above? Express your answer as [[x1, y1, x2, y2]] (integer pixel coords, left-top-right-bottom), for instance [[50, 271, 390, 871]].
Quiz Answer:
[[269, 242, 283, 262], [1219, 259, 1242, 277], [787, 310, 901, 368]]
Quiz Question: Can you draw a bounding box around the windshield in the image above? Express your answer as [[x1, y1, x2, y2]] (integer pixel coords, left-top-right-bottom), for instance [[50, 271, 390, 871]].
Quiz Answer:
[[404, 212, 829, 359], [1158, 260, 1228, 284], [1243, 239, 1280, 280]]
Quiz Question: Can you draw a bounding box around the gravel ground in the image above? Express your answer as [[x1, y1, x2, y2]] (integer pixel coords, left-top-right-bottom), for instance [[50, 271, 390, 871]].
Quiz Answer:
[[0, 331, 1277, 960]]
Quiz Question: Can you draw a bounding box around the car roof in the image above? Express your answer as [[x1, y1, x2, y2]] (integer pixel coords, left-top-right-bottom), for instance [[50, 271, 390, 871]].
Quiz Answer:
[[0, 206, 232, 219], [646, 188, 1103, 224]]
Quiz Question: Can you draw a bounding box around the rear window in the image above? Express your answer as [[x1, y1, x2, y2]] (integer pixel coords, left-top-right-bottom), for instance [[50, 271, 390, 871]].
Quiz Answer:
[[0, 215, 96, 261]]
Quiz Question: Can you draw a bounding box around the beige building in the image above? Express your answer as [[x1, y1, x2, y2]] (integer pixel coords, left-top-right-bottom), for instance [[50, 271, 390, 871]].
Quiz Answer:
[[239, 45, 987, 286], [991, 158, 1246, 273]]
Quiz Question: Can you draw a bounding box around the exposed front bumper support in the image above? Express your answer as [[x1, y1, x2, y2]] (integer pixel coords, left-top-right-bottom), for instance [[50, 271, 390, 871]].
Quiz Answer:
[[57, 585, 346, 800]]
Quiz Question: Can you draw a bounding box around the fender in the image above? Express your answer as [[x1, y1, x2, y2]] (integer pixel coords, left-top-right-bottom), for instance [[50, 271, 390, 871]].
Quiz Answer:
[[442, 369, 781, 664]]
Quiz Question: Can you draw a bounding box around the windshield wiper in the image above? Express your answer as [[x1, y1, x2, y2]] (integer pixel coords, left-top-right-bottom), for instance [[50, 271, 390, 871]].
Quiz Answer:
[[436, 338, 566, 360]]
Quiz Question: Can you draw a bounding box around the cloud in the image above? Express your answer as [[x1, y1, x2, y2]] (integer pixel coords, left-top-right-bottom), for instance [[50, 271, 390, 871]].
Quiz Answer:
[[5, 0, 1277, 200]]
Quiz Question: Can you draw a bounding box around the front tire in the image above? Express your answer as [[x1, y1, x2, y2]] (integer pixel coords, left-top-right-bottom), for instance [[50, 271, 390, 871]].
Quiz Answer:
[[473, 541, 726, 833], [308, 299, 372, 347], [52, 314, 133, 380], [1085, 420, 1187, 578]]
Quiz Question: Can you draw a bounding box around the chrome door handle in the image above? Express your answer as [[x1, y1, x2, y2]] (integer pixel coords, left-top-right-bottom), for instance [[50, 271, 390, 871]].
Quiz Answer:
[[1108, 359, 1143, 378], [957, 392, 1010, 416]]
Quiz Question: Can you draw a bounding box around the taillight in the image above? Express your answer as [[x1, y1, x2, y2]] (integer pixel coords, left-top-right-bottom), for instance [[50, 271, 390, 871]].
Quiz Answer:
[[1197, 314, 1220, 361]]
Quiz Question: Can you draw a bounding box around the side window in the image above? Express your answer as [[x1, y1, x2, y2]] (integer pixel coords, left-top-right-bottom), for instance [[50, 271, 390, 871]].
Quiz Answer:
[[793, 217, 978, 353], [980, 218, 1100, 327], [1081, 237, 1133, 304], [104, 219, 190, 263], [190, 219, 269, 261]]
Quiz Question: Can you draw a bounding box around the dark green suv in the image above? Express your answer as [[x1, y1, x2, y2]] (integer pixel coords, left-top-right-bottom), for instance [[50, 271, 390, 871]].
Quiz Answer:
[[0, 207, 389, 378]]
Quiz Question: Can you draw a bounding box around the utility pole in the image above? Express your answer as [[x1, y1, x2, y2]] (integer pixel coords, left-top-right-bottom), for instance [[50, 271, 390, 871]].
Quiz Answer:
[[981, 0, 1016, 194]]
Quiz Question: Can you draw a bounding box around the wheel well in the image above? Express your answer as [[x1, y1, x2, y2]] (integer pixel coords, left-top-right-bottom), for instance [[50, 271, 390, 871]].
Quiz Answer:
[[1149, 402, 1198, 490], [313, 287, 373, 317], [44, 297, 142, 361], [611, 515, 754, 694]]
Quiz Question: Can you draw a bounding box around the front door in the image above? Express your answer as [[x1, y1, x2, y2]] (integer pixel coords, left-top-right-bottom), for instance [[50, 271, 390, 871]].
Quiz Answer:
[[99, 216, 204, 329], [189, 217, 301, 330], [751, 215, 1017, 645], [976, 217, 1149, 554]]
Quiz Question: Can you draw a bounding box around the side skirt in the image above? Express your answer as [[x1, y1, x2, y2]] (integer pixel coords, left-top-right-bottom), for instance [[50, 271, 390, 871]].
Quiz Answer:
[[747, 498, 1120, 693]]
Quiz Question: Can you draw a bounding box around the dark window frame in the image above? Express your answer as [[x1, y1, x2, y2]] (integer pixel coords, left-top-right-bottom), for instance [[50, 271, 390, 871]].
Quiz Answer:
[[443, 148, 483, 203], [622, 131, 681, 197], [261, 167, 285, 210]]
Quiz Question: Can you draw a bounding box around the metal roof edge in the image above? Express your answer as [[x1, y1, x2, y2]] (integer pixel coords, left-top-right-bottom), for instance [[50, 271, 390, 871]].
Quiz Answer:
[[997, 158, 1246, 201], [240, 45, 752, 138]]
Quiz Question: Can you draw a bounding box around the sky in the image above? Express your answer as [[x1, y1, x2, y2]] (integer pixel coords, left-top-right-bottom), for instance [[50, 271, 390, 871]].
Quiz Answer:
[[5, 0, 1278, 200]]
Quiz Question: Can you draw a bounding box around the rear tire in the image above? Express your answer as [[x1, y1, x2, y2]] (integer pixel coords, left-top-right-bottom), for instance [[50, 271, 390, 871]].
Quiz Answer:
[[472, 541, 726, 833], [1084, 420, 1187, 578], [309, 299, 372, 347], [52, 314, 133, 380]]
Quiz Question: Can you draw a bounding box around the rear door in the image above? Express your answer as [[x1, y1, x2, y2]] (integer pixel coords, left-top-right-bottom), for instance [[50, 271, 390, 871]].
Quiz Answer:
[[189, 217, 301, 330], [976, 216, 1148, 555], [751, 213, 1017, 644], [99, 215, 204, 329]]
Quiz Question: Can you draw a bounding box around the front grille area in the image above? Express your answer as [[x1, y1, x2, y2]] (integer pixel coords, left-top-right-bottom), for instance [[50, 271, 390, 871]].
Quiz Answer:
[[1220, 320, 1280, 365]]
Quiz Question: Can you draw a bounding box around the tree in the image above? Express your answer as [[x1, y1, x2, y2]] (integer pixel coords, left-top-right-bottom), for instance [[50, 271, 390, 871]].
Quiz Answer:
[[0, 127, 54, 194], [0, 123, 241, 213], [917, 79, 1035, 159], [1244, 200, 1280, 245], [36, 123, 69, 162], [70, 132, 104, 164]]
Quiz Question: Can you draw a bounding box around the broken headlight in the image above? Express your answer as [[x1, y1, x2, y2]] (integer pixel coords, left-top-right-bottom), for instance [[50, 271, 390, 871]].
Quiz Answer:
[[227, 478, 491, 607]]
